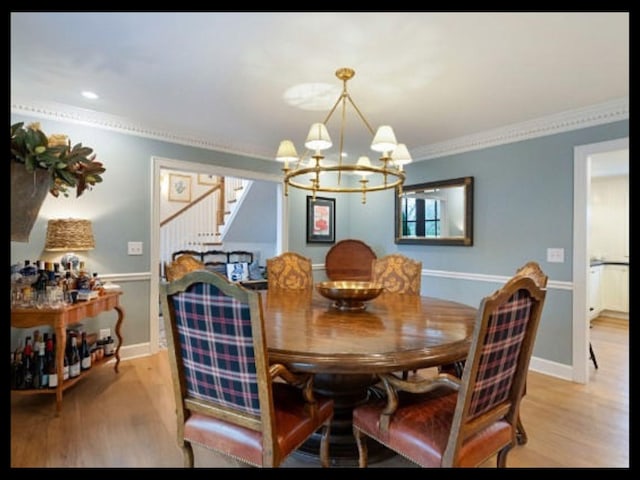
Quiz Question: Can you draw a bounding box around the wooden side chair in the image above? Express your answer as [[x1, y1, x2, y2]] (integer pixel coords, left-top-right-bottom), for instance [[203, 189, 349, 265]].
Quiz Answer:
[[439, 260, 548, 444], [371, 253, 422, 295], [266, 252, 313, 290], [325, 239, 377, 281], [352, 265, 547, 467], [165, 255, 205, 282], [160, 270, 334, 467]]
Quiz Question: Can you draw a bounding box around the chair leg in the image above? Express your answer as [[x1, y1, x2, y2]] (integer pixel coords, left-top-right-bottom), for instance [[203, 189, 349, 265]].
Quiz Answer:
[[353, 426, 368, 468], [319, 418, 332, 467], [496, 445, 512, 467], [589, 342, 599, 369], [516, 414, 528, 445], [181, 440, 195, 467]]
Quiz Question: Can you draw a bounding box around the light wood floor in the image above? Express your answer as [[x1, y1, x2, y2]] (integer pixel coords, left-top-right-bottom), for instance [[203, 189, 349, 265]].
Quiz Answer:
[[10, 316, 628, 468]]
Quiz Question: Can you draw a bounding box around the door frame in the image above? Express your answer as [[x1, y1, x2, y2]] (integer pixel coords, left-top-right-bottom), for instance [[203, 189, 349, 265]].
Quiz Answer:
[[149, 156, 288, 353], [572, 136, 628, 383]]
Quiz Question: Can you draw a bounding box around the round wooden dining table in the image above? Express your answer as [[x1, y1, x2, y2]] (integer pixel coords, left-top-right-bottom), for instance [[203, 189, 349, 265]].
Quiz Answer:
[[261, 287, 477, 466]]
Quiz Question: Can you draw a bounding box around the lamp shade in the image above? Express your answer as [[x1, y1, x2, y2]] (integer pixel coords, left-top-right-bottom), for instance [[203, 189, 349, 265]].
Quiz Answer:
[[391, 143, 413, 166], [275, 140, 299, 163], [356, 156, 373, 176], [305, 123, 332, 151], [371, 125, 397, 153], [44, 218, 95, 251]]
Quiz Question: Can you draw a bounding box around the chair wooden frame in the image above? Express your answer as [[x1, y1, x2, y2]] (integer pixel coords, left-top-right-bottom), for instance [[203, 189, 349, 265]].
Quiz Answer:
[[353, 265, 547, 467], [160, 270, 333, 467], [325, 239, 377, 281]]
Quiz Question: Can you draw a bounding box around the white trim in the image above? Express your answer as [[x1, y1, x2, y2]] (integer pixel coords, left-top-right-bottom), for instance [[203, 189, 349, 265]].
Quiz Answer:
[[529, 355, 573, 382], [100, 272, 151, 282], [412, 97, 628, 160], [11, 97, 628, 163], [573, 137, 629, 384]]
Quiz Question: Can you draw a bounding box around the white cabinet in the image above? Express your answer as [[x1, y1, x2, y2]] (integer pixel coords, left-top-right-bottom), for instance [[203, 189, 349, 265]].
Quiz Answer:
[[602, 264, 629, 313], [589, 265, 603, 319]]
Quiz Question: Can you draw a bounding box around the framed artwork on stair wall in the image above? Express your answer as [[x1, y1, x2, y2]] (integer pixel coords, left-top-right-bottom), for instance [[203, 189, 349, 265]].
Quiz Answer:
[[169, 174, 191, 202]]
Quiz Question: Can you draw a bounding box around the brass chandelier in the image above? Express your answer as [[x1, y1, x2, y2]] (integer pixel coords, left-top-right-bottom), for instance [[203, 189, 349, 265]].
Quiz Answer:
[[275, 67, 412, 204]]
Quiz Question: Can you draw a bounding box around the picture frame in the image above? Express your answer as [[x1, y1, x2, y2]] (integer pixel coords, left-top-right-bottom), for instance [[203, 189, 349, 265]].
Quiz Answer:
[[168, 174, 191, 202], [198, 173, 218, 185], [306, 196, 335, 243], [226, 262, 249, 282]]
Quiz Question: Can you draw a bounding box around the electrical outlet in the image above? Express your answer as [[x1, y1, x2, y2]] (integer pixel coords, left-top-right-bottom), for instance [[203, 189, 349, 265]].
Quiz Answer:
[[99, 328, 111, 340], [547, 247, 565, 263], [128, 241, 143, 255]]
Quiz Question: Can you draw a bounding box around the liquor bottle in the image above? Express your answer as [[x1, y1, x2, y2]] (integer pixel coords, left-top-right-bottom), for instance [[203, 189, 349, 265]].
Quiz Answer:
[[68, 334, 81, 379], [80, 331, 92, 371], [46, 334, 58, 388], [62, 338, 70, 382], [33, 341, 47, 389], [77, 261, 91, 290], [22, 336, 34, 389]]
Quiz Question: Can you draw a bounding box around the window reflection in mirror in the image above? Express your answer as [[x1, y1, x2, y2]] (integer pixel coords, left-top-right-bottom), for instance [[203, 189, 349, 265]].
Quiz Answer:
[[395, 176, 473, 246]]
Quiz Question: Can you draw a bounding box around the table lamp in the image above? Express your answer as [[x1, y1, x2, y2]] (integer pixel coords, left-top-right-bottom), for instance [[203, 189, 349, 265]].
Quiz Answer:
[[44, 218, 95, 269]]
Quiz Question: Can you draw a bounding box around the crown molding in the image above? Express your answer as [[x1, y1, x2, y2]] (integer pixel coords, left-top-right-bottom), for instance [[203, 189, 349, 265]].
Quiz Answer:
[[10, 100, 273, 161], [12, 97, 628, 163], [411, 97, 629, 161]]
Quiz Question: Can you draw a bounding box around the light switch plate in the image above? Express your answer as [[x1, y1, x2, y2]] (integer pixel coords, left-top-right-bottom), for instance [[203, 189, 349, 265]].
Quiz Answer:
[[547, 247, 565, 263], [128, 241, 143, 255]]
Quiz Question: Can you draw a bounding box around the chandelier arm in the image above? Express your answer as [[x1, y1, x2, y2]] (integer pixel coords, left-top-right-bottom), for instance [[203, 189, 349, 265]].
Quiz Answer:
[[345, 94, 376, 136]]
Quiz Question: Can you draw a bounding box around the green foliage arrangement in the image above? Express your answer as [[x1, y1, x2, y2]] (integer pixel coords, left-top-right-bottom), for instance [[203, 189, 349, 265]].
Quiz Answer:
[[10, 121, 106, 198]]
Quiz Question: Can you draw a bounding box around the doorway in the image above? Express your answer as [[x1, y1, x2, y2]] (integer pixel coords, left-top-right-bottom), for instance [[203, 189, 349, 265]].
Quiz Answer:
[[149, 156, 288, 353], [572, 136, 628, 383]]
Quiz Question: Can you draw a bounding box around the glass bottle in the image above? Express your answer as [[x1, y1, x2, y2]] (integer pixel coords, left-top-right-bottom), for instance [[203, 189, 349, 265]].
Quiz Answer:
[[33, 341, 47, 389], [80, 331, 92, 371], [68, 334, 81, 379], [104, 335, 115, 357], [22, 336, 34, 389], [46, 334, 58, 388]]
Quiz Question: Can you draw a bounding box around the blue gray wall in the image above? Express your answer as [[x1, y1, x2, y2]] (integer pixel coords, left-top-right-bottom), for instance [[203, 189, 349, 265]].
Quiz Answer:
[[10, 112, 628, 368]]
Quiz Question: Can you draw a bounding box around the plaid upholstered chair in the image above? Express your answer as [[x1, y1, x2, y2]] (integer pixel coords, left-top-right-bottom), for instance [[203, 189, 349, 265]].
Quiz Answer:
[[370, 253, 422, 295], [160, 270, 333, 467], [352, 265, 547, 467], [266, 252, 313, 290]]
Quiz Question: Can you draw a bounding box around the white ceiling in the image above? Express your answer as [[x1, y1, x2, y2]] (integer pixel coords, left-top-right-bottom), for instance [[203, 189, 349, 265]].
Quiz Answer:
[[10, 12, 629, 166]]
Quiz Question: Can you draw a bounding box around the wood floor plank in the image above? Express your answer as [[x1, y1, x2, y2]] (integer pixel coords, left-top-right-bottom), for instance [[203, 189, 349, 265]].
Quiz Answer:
[[10, 316, 628, 468]]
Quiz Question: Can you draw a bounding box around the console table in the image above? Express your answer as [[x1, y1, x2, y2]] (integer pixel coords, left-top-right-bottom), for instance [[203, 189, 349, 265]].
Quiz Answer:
[[11, 291, 124, 414]]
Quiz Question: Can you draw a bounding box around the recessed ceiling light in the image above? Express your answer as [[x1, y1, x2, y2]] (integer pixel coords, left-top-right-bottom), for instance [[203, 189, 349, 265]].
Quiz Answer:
[[81, 91, 99, 100]]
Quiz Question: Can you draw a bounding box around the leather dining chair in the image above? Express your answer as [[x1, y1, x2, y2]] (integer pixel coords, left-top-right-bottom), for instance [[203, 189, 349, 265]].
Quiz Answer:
[[438, 261, 548, 445], [160, 269, 334, 467], [352, 265, 547, 467], [266, 252, 314, 290], [370, 253, 422, 295]]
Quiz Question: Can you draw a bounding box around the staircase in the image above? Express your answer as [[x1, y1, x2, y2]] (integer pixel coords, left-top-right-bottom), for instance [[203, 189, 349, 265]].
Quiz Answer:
[[160, 174, 251, 267]]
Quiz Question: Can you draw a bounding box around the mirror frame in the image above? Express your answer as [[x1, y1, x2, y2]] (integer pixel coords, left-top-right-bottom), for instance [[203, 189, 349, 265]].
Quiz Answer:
[[395, 176, 474, 246]]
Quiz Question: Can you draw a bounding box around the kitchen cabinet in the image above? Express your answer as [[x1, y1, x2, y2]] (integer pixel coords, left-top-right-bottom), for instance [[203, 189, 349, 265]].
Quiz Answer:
[[602, 264, 629, 314], [589, 265, 603, 320]]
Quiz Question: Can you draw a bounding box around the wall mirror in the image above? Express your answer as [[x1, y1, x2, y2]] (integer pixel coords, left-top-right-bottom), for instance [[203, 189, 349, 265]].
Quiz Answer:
[[395, 176, 473, 246]]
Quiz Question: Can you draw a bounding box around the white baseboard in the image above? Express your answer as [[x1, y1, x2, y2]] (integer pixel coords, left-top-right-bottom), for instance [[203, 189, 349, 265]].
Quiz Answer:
[[529, 355, 573, 382]]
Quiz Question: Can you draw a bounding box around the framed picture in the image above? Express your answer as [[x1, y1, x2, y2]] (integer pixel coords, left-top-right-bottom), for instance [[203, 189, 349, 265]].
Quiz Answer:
[[198, 173, 218, 185], [306, 196, 335, 243], [169, 174, 191, 202], [226, 262, 249, 282]]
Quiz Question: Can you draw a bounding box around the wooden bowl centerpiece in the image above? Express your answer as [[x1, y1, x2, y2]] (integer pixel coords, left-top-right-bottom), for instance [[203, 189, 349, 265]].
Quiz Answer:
[[316, 281, 383, 311]]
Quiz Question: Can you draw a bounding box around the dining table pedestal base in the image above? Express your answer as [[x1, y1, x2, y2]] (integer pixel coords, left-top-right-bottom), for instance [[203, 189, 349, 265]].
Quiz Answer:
[[293, 372, 396, 466]]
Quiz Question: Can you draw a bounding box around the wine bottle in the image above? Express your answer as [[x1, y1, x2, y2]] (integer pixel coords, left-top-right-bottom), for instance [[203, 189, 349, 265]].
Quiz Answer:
[[33, 341, 47, 389], [68, 334, 81, 379], [22, 336, 34, 389], [46, 334, 58, 388], [80, 331, 92, 371]]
